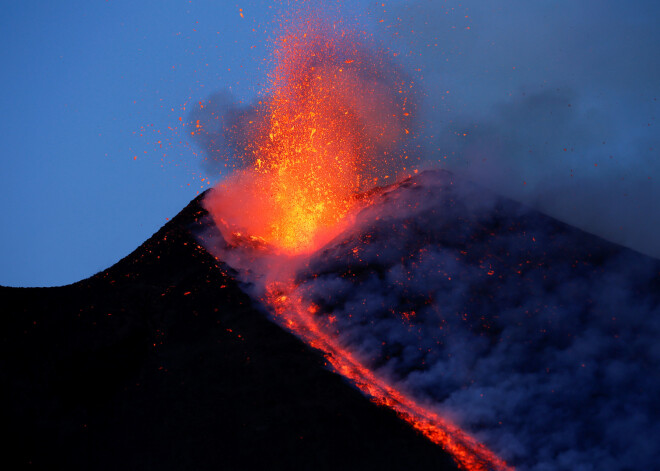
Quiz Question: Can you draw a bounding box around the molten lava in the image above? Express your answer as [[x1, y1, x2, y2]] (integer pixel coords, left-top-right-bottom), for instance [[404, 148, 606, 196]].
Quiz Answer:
[[203, 15, 512, 471]]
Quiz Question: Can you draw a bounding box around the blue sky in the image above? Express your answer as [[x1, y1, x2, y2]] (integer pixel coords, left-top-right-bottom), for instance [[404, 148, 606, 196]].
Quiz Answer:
[[1, 0, 275, 286], [2, 0, 659, 286]]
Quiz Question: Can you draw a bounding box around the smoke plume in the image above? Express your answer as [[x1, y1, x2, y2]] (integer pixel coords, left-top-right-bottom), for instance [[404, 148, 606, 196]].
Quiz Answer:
[[379, 0, 660, 259]]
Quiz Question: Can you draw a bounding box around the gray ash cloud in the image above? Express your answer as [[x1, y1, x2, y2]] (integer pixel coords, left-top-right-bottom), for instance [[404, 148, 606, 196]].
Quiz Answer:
[[187, 91, 264, 176], [283, 170, 660, 470]]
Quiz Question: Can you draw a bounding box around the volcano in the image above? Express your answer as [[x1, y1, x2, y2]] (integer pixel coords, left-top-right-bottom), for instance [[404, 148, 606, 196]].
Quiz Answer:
[[4, 170, 659, 470], [0, 181, 458, 470]]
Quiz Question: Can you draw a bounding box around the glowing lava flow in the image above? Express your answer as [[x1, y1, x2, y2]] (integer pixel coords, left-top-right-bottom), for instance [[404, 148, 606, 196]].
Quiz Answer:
[[204, 16, 512, 471], [265, 281, 513, 471]]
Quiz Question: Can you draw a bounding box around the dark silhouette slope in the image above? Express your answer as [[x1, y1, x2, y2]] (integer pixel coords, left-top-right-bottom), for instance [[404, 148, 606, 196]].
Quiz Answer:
[[0, 192, 458, 470]]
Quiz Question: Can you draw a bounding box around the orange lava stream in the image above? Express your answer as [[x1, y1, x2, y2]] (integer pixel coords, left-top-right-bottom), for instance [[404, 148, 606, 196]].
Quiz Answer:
[[266, 281, 514, 471]]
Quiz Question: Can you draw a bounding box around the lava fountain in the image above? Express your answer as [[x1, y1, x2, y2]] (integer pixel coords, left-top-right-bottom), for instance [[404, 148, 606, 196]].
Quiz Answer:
[[202, 15, 512, 471], [204, 17, 413, 255]]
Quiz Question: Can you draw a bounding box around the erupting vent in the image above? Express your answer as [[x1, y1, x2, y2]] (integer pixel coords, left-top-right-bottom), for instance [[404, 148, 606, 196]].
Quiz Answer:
[[203, 13, 511, 471]]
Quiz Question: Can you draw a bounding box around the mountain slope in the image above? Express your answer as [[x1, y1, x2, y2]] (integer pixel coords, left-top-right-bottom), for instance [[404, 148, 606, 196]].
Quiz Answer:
[[0, 192, 458, 470]]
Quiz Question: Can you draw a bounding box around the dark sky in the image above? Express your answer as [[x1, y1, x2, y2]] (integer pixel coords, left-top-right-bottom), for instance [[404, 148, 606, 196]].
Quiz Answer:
[[2, 0, 658, 286]]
